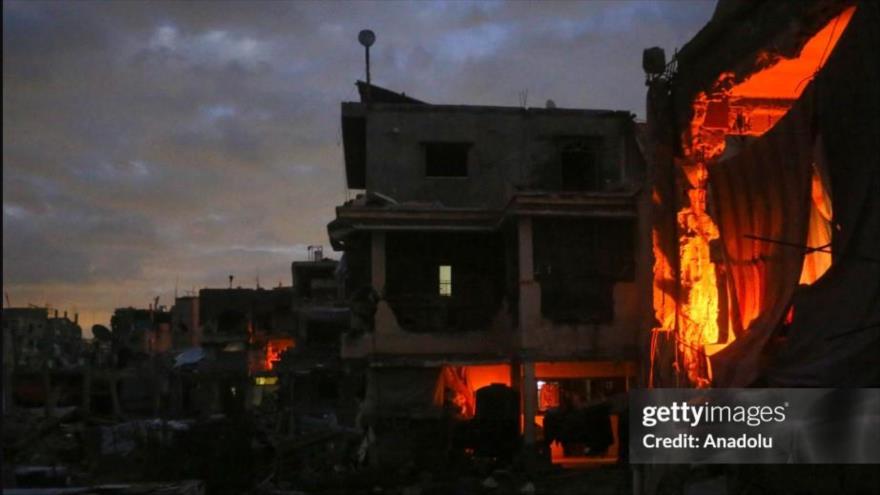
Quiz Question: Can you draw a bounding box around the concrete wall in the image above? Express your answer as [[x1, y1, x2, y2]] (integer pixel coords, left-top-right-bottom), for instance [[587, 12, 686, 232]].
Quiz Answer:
[[519, 191, 654, 361], [338, 103, 651, 362], [356, 104, 636, 208], [342, 190, 653, 362]]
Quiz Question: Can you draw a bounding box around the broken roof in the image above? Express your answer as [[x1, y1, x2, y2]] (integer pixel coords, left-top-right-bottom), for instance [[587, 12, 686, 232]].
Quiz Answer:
[[671, 0, 853, 129]]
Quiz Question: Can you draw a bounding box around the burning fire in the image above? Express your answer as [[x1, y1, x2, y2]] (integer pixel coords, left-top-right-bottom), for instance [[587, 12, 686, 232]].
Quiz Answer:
[[264, 338, 295, 370], [652, 6, 854, 386], [799, 163, 833, 285]]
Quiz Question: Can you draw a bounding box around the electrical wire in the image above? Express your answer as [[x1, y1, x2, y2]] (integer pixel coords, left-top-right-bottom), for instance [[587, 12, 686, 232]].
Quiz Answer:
[[794, 10, 845, 95]]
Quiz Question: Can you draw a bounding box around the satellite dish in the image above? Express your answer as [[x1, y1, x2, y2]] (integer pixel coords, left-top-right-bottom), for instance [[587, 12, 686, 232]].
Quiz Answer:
[[358, 29, 376, 48], [92, 324, 112, 342]]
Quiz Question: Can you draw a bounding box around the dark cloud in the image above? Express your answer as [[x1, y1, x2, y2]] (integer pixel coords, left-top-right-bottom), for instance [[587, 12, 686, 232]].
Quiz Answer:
[[3, 198, 160, 284], [3, 0, 716, 331]]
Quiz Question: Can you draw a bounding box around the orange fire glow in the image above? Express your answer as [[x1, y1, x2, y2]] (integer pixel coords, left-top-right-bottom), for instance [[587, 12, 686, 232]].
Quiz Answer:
[[730, 7, 854, 100], [799, 164, 833, 284], [264, 337, 295, 371], [653, 7, 853, 386], [434, 364, 511, 418]]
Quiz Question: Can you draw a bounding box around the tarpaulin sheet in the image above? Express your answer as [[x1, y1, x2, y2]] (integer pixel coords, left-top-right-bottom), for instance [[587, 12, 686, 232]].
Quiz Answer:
[[768, 0, 880, 386], [709, 2, 880, 386]]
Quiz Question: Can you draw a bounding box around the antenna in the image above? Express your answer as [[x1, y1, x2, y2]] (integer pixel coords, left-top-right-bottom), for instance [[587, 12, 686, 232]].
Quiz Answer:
[[358, 29, 376, 102]]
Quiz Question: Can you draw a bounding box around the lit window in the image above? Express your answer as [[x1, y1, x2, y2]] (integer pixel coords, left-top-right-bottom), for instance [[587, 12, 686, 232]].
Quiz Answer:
[[439, 265, 452, 296]]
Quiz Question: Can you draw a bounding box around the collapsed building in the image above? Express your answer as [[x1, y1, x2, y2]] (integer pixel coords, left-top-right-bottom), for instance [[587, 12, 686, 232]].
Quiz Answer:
[[160, 255, 353, 422], [2, 257, 352, 492], [2, 308, 84, 412], [644, 0, 879, 389], [328, 82, 651, 465], [3, 308, 83, 371]]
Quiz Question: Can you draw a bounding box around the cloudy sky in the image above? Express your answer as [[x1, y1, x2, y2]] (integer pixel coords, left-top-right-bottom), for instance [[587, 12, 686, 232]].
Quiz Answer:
[[3, 0, 715, 334]]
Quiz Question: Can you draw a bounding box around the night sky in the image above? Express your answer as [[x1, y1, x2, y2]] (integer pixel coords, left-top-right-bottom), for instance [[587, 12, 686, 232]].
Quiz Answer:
[[3, 0, 715, 334]]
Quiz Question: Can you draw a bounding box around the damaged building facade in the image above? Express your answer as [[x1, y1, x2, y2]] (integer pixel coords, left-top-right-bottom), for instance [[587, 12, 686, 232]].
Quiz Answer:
[[644, 0, 879, 390], [329, 82, 652, 465], [3, 308, 83, 371], [637, 1, 879, 492], [2, 308, 84, 412]]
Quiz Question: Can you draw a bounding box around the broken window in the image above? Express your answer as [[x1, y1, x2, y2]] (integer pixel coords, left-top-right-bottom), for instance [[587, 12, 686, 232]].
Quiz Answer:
[[560, 139, 602, 191], [439, 265, 452, 296], [533, 218, 634, 323], [424, 142, 470, 177]]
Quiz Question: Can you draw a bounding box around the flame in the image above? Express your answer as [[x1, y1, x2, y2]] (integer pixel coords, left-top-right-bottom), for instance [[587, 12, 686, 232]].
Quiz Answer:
[[799, 164, 833, 284], [652, 7, 853, 386], [729, 7, 854, 100], [264, 338, 295, 370]]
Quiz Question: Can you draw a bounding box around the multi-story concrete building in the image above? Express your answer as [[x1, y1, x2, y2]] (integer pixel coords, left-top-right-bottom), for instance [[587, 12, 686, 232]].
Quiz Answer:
[[328, 82, 652, 465], [3, 307, 83, 370]]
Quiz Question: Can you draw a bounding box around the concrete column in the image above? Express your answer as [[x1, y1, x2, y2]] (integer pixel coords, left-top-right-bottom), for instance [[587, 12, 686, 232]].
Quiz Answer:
[[510, 359, 522, 403], [371, 231, 402, 337], [371, 231, 386, 296], [518, 217, 541, 346], [517, 217, 534, 283], [522, 360, 537, 447], [518, 217, 539, 452]]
